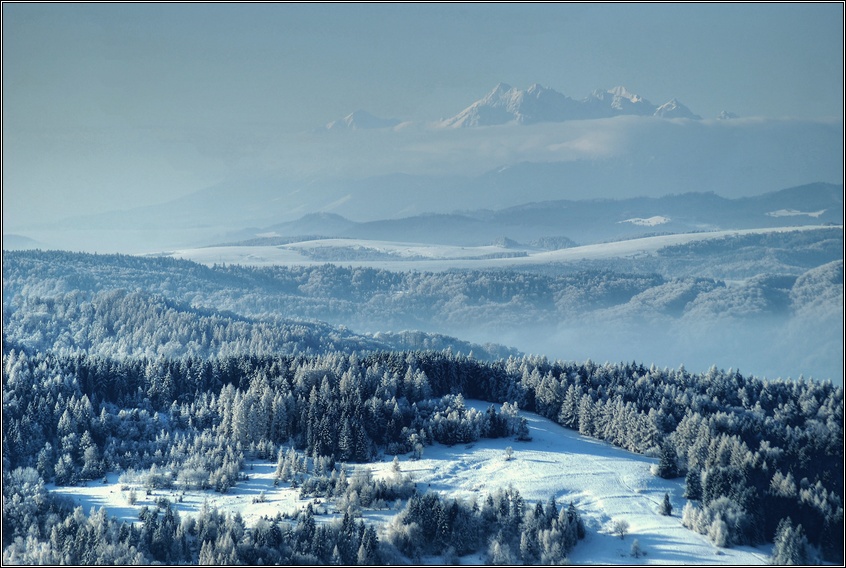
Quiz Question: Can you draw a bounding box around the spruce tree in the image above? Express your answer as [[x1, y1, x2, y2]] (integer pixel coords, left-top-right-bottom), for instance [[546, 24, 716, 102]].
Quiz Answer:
[[771, 518, 809, 565], [684, 468, 702, 500], [656, 441, 680, 478], [658, 492, 673, 516]]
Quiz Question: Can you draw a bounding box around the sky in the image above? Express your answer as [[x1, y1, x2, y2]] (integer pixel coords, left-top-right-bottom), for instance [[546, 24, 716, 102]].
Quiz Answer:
[[3, 3, 844, 229]]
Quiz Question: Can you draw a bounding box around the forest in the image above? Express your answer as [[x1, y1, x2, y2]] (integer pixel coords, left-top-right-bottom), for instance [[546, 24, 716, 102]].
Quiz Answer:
[[2, 249, 844, 564]]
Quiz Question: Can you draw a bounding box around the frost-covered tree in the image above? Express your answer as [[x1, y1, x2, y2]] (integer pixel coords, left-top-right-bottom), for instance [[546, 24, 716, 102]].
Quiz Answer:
[[515, 417, 532, 441], [658, 492, 673, 516], [684, 468, 702, 500], [708, 518, 729, 548], [656, 440, 680, 478], [488, 535, 516, 565], [770, 518, 810, 565], [613, 519, 630, 539]]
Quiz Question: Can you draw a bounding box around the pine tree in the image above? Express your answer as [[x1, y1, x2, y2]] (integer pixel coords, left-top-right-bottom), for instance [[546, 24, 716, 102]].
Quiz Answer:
[[520, 531, 539, 563], [684, 468, 702, 500], [544, 495, 558, 523], [488, 534, 516, 565], [658, 492, 672, 516], [630, 538, 642, 558], [356, 525, 378, 565], [515, 417, 532, 441], [656, 440, 680, 478], [771, 517, 809, 565]]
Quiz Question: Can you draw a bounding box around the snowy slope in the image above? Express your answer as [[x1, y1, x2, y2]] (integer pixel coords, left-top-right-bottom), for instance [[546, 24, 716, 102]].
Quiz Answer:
[[50, 401, 770, 564], [161, 225, 835, 272], [367, 401, 770, 565]]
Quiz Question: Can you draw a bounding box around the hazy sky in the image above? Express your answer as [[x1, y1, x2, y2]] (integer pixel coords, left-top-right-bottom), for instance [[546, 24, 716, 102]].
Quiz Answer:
[[3, 3, 844, 228]]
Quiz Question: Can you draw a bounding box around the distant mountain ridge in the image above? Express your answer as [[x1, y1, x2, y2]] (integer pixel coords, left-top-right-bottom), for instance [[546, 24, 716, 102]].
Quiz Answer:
[[219, 182, 843, 247], [28, 107, 840, 254], [439, 83, 704, 127], [326, 83, 710, 130], [2, 234, 44, 251]]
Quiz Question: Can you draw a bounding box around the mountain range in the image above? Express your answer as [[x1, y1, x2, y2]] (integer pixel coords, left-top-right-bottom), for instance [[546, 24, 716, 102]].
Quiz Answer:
[[8, 81, 841, 254], [327, 83, 708, 130], [438, 83, 703, 128], [217, 182, 842, 248]]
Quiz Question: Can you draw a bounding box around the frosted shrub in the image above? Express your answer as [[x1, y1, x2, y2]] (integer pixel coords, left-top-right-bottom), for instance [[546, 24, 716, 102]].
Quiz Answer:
[[708, 518, 729, 548], [630, 538, 642, 558], [681, 498, 747, 547], [384, 520, 423, 559], [488, 538, 516, 565], [681, 501, 701, 530]]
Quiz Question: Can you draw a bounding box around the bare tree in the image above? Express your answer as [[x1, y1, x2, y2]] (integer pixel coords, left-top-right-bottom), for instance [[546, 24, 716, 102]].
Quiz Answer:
[[613, 519, 630, 539]]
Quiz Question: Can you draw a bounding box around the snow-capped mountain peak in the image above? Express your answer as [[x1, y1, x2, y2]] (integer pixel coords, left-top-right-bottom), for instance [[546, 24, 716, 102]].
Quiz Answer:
[[326, 110, 401, 130], [654, 98, 702, 119], [439, 83, 705, 127], [525, 82, 547, 95], [607, 85, 642, 102], [335, 84, 705, 129], [602, 86, 654, 115], [487, 82, 515, 97], [438, 83, 522, 128], [440, 83, 585, 128]]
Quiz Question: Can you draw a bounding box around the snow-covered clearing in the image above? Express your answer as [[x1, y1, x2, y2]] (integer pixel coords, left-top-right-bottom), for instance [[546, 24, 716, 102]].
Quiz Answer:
[[49, 462, 306, 528], [50, 401, 769, 564], [160, 225, 835, 272]]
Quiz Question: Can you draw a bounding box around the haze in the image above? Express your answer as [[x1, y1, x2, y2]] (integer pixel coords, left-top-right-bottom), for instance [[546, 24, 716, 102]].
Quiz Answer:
[[2, 3, 843, 384], [3, 3, 843, 229]]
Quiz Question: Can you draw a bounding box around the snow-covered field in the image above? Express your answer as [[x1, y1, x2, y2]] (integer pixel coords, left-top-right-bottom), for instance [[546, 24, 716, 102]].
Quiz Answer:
[[159, 225, 833, 272], [50, 463, 305, 528], [51, 402, 770, 564]]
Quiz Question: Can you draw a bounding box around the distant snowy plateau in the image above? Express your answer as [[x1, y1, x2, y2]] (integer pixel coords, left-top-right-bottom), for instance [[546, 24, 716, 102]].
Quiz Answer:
[[165, 226, 835, 272]]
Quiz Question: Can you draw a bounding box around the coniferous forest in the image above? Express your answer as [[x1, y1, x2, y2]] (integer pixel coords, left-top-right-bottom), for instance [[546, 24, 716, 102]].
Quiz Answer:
[[2, 250, 843, 564]]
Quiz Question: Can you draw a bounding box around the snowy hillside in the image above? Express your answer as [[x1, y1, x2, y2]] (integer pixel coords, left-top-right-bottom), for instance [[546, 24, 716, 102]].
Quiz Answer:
[[164, 225, 836, 272], [51, 401, 770, 565]]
